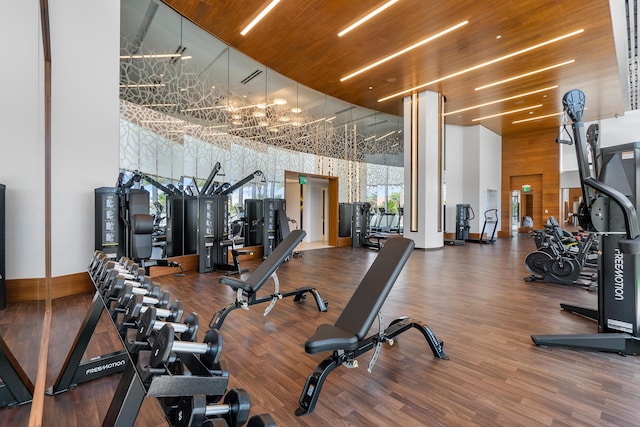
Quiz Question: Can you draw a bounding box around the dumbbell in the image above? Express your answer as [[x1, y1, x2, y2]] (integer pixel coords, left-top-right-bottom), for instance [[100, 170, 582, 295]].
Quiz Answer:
[[175, 389, 250, 427], [88, 251, 107, 273], [98, 260, 145, 285], [93, 260, 144, 284], [102, 271, 153, 298], [150, 324, 222, 370], [137, 307, 199, 342], [199, 414, 276, 427], [123, 295, 185, 324], [113, 287, 170, 317], [116, 283, 167, 305]]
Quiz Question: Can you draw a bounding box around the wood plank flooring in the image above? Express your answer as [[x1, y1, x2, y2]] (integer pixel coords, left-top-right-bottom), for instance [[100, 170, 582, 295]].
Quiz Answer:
[[2, 234, 640, 426]]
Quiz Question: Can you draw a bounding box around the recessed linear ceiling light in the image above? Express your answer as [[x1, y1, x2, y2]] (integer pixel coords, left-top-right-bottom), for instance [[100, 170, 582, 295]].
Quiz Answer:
[[338, 0, 399, 37], [181, 106, 226, 112], [341, 20, 468, 82], [241, 0, 281, 36], [378, 29, 584, 102], [512, 111, 564, 124], [119, 53, 181, 60], [443, 85, 558, 116], [119, 83, 165, 88], [475, 60, 575, 91], [471, 104, 543, 122], [140, 103, 178, 107], [376, 130, 396, 140]]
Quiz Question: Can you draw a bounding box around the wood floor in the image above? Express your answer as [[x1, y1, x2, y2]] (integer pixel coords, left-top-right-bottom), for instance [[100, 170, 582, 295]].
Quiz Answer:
[[2, 234, 640, 426]]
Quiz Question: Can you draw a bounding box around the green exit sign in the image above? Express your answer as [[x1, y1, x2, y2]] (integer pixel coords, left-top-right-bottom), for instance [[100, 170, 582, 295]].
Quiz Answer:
[[299, 175, 307, 185]]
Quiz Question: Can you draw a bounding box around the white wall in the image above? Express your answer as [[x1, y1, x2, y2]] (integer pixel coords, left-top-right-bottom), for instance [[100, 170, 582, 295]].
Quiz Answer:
[[478, 126, 502, 233], [442, 124, 502, 234], [0, 1, 120, 281], [49, 0, 120, 276], [303, 179, 328, 242], [462, 126, 481, 232], [0, 2, 46, 279], [444, 124, 464, 233], [562, 110, 640, 173]]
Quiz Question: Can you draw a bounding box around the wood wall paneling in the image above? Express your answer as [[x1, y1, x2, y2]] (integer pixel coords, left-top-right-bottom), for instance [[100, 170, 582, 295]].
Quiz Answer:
[[500, 128, 560, 237]]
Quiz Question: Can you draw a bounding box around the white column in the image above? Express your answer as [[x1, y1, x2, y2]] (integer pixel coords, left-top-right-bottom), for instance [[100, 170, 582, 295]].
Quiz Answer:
[[403, 91, 443, 249]]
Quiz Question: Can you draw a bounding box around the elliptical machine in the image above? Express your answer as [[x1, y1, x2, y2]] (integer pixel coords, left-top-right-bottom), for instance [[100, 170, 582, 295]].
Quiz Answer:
[[531, 89, 640, 354]]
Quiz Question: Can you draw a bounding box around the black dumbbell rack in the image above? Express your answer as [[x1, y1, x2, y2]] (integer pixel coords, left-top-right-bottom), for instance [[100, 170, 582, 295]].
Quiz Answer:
[[49, 255, 229, 427], [0, 334, 34, 408]]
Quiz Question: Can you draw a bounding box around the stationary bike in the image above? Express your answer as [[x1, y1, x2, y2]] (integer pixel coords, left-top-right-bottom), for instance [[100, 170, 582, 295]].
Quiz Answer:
[[524, 217, 597, 289]]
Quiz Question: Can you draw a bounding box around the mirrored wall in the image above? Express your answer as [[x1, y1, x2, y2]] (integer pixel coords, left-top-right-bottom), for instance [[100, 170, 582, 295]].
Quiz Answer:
[[119, 0, 405, 253]]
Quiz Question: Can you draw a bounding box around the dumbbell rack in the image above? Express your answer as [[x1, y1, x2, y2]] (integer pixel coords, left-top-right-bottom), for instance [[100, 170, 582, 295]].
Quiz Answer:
[[0, 335, 34, 408], [49, 256, 228, 427], [46, 290, 130, 395]]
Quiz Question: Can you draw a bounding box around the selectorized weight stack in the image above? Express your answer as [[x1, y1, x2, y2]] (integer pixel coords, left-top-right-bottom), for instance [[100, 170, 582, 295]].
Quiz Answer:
[[351, 202, 371, 247]]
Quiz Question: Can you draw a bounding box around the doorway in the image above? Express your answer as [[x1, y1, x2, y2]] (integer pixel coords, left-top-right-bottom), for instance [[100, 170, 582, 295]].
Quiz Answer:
[[284, 171, 337, 249], [510, 190, 520, 236]]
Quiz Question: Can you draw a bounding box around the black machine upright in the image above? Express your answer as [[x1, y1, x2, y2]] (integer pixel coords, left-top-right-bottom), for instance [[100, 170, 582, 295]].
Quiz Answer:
[[531, 89, 640, 354], [351, 202, 371, 247], [0, 183, 5, 310], [244, 198, 287, 258]]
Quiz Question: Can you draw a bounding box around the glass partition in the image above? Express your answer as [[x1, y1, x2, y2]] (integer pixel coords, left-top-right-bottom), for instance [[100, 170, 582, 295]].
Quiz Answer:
[[119, 0, 404, 255]]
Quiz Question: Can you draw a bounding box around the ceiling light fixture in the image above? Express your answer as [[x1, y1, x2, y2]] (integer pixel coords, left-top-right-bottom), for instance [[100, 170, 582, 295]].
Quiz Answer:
[[475, 60, 575, 90], [443, 86, 557, 116], [241, 0, 281, 36], [119, 53, 181, 60], [291, 107, 302, 113], [139, 103, 178, 107], [341, 20, 469, 82], [378, 29, 584, 102], [472, 104, 543, 122], [512, 111, 564, 124], [181, 106, 226, 112], [338, 0, 399, 37], [119, 83, 165, 88], [376, 130, 396, 140], [273, 98, 287, 105]]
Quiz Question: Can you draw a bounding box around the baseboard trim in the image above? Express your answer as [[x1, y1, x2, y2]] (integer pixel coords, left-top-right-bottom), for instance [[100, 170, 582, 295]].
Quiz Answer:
[[6, 272, 94, 302]]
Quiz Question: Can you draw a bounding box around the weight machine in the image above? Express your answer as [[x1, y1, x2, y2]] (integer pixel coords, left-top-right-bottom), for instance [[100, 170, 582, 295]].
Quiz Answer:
[[531, 89, 640, 354]]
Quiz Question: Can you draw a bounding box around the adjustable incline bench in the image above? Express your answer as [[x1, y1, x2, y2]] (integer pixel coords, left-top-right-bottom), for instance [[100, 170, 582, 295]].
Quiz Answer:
[[210, 229, 327, 330], [296, 237, 448, 416]]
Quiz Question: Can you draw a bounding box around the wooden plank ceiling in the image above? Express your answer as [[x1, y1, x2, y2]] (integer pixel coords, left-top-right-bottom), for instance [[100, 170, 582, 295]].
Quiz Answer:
[[162, 0, 623, 137]]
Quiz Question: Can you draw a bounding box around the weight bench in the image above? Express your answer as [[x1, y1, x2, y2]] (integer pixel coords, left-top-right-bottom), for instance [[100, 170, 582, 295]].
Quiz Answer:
[[210, 229, 327, 330], [366, 232, 388, 250], [295, 237, 448, 416]]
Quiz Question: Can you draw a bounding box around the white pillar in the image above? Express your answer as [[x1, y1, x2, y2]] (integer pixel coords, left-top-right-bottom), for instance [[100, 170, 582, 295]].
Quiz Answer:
[[403, 91, 443, 249]]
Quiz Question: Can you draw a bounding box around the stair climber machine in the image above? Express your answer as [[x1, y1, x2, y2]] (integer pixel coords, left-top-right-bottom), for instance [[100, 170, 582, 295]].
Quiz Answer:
[[531, 89, 640, 354]]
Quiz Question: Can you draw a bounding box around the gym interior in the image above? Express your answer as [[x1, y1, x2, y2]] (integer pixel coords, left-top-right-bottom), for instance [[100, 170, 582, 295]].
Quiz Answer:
[[2, 1, 640, 426]]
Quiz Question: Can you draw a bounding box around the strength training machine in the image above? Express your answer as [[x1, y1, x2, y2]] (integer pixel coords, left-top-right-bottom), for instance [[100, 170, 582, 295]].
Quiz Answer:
[[531, 89, 640, 354]]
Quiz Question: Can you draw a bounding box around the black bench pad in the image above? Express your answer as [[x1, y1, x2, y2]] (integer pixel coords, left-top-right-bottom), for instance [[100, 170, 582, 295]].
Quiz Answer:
[[304, 237, 414, 353], [304, 324, 359, 354], [218, 229, 305, 293]]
